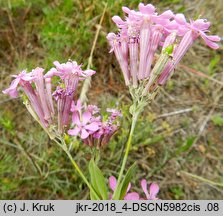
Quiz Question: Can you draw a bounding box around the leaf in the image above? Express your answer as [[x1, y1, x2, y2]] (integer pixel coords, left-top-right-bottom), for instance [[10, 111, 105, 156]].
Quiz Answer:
[[90, 189, 99, 200], [113, 162, 137, 200], [88, 160, 100, 200], [211, 115, 223, 126], [208, 55, 220, 75], [175, 136, 196, 155], [88, 159, 108, 200]]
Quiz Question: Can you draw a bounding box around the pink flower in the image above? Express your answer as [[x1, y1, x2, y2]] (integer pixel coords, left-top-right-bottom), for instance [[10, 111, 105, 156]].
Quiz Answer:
[[87, 104, 100, 114], [188, 19, 221, 49], [52, 60, 96, 80], [106, 108, 122, 117], [107, 108, 122, 123], [71, 100, 83, 113], [44, 67, 61, 78], [173, 16, 221, 49], [141, 179, 159, 200], [3, 60, 97, 136], [2, 69, 49, 127], [106, 33, 130, 86], [45, 77, 54, 115], [50, 60, 96, 132], [107, 3, 220, 91], [68, 105, 121, 148], [143, 25, 163, 78], [68, 111, 99, 139], [109, 176, 140, 200], [2, 70, 35, 98], [129, 37, 139, 87], [32, 67, 52, 121]]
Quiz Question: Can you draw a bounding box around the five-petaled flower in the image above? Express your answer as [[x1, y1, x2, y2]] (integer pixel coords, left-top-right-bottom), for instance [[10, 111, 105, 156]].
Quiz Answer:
[[68, 111, 99, 139]]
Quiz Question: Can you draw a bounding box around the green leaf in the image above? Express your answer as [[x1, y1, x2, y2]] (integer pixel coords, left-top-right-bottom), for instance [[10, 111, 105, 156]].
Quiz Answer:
[[211, 115, 223, 126], [208, 55, 220, 75], [90, 189, 99, 200], [113, 162, 137, 200], [88, 159, 108, 200], [175, 136, 196, 155]]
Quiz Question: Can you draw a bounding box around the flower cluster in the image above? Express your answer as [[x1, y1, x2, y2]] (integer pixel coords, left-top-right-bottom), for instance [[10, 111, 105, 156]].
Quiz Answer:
[[68, 100, 122, 148], [109, 176, 159, 200], [107, 3, 220, 91], [3, 60, 95, 136]]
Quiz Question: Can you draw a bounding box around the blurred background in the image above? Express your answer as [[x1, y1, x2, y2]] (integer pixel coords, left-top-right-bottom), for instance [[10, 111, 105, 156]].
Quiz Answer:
[[0, 0, 222, 199]]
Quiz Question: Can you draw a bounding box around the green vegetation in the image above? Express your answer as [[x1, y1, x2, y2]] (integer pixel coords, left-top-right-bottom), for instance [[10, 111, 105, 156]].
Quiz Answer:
[[0, 0, 222, 199]]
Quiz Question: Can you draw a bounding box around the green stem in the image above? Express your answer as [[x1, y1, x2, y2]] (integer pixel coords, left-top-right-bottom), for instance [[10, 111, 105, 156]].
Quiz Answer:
[[54, 138, 100, 200], [112, 111, 139, 199]]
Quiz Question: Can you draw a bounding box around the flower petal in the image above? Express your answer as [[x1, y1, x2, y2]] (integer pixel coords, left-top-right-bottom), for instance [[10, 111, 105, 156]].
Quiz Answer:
[[149, 183, 159, 200], [124, 192, 140, 200], [122, 6, 131, 15], [72, 112, 81, 125], [82, 111, 92, 124], [76, 99, 82, 109], [80, 128, 89, 139], [2, 78, 20, 98], [44, 68, 58, 78], [141, 179, 150, 199], [109, 176, 117, 191], [200, 32, 220, 49], [159, 10, 174, 19], [68, 127, 80, 136], [84, 69, 96, 77], [85, 122, 99, 132], [53, 61, 63, 70], [112, 16, 125, 25], [2, 88, 18, 98], [175, 13, 187, 25], [138, 3, 155, 14], [193, 19, 210, 31], [205, 35, 221, 42]]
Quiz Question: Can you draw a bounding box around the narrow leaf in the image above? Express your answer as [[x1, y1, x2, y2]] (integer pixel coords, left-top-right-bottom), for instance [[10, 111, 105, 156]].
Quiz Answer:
[[90, 189, 99, 200], [88, 159, 108, 200], [88, 160, 100, 200], [113, 162, 137, 200], [119, 162, 137, 200]]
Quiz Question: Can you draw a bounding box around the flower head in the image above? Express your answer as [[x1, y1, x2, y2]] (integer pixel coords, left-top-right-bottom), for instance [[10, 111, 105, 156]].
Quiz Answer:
[[68, 103, 121, 148], [107, 2, 220, 93], [3, 60, 96, 136]]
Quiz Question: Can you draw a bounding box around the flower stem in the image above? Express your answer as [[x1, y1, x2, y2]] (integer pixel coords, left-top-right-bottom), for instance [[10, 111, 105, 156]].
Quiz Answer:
[[54, 138, 100, 200], [112, 110, 139, 199]]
